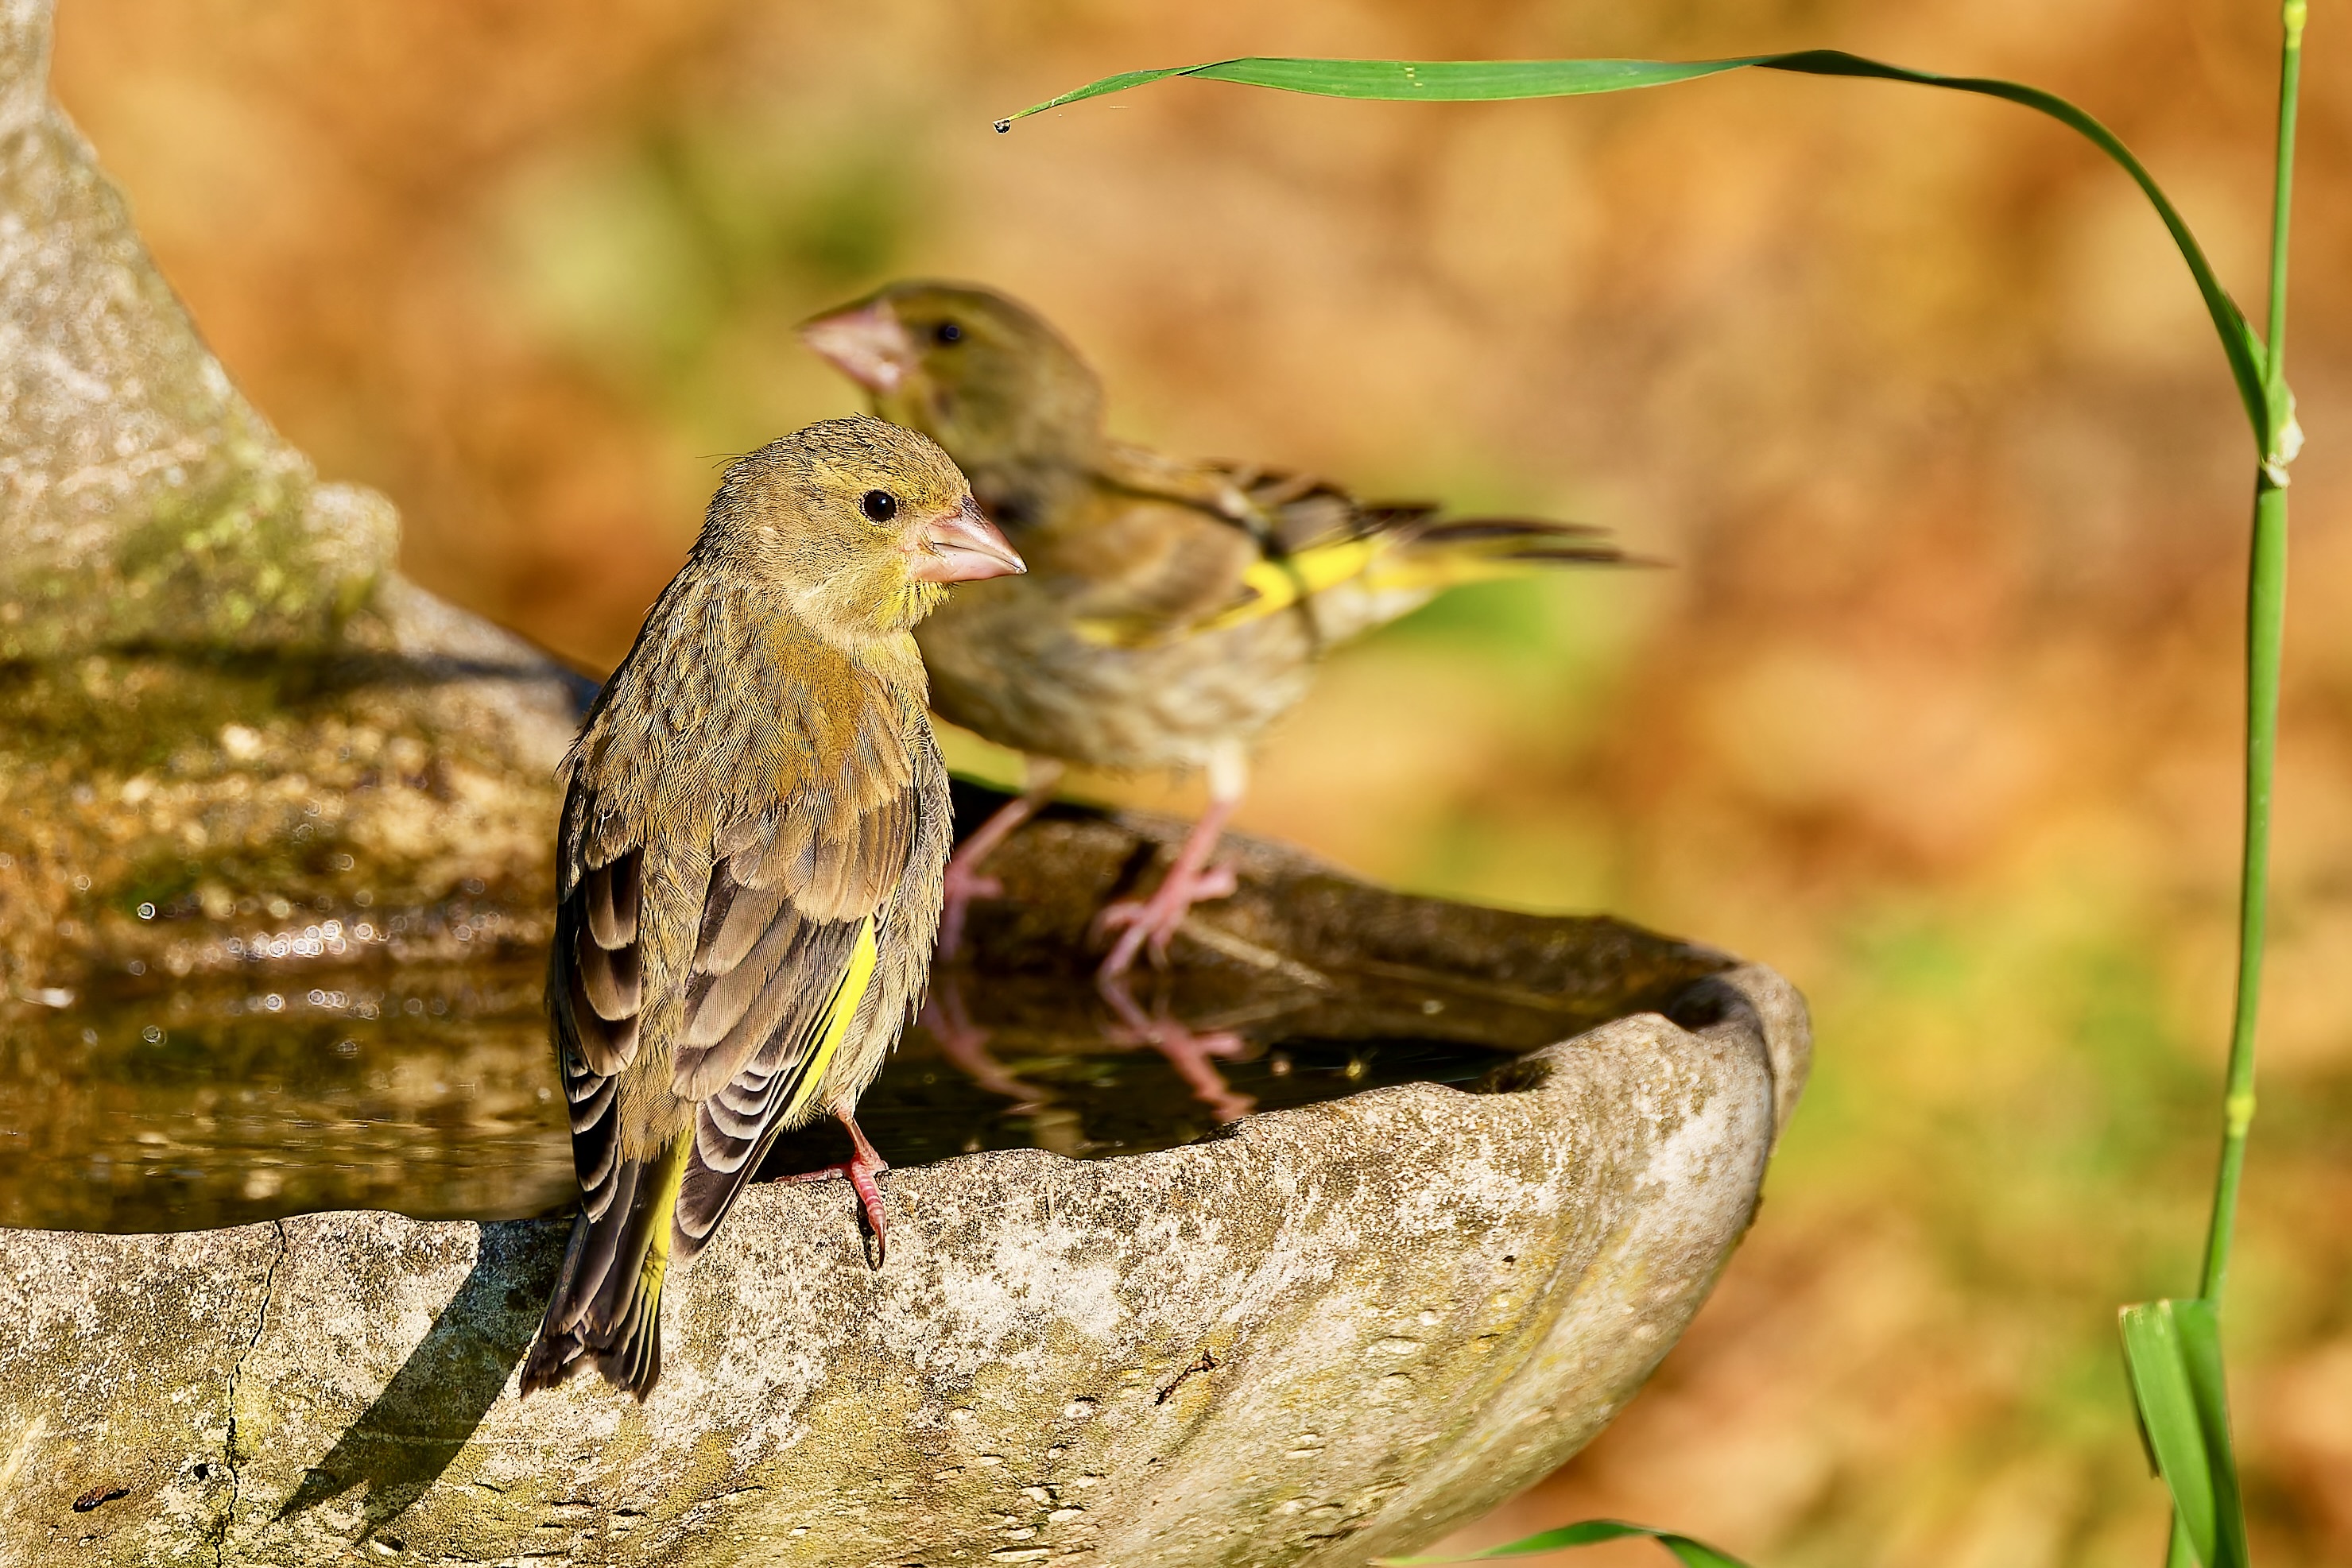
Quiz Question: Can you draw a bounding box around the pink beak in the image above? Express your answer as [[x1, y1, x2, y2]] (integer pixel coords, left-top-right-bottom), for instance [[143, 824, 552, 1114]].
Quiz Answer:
[[800, 300, 919, 393], [909, 498, 1025, 583]]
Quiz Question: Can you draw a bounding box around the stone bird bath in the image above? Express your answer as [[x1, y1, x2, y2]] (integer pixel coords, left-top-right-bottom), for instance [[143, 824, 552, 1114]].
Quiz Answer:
[[0, 4, 1809, 1563]]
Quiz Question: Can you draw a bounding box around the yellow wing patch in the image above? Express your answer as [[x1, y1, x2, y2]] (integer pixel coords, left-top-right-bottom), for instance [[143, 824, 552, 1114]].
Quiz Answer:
[[1070, 525, 1609, 646], [1074, 536, 1391, 646], [781, 916, 880, 1126]]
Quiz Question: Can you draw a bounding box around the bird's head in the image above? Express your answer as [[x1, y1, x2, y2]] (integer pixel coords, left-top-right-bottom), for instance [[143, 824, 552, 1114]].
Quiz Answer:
[[703, 417, 1024, 641], [798, 281, 1103, 517]]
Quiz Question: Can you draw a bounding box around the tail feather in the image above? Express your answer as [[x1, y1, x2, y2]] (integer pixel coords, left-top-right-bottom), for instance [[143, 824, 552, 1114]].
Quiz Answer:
[[1401, 516, 1622, 554], [520, 1136, 688, 1400], [1366, 516, 1637, 588]]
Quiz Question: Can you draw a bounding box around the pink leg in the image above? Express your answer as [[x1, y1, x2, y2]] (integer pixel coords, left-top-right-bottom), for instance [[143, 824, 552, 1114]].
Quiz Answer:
[[1093, 799, 1240, 976], [918, 971, 1044, 1108], [940, 758, 1064, 958], [782, 1109, 892, 1266], [1094, 749, 1248, 977], [1097, 972, 1255, 1124]]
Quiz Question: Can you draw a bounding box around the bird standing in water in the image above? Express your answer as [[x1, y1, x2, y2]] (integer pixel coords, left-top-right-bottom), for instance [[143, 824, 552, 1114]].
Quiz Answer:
[[520, 417, 1024, 1398], [801, 281, 1628, 978]]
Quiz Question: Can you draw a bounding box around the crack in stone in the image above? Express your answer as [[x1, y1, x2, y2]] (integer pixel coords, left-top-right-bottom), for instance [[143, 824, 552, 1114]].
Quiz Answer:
[[213, 1219, 287, 1567]]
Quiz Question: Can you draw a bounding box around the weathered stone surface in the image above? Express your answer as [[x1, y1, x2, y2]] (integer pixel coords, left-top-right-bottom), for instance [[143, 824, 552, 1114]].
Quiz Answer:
[[0, 959, 1804, 1567], [0, 0, 388, 658], [0, 0, 582, 997]]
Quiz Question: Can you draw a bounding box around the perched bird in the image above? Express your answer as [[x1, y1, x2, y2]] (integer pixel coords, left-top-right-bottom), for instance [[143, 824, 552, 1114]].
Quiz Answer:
[[800, 281, 1629, 976], [519, 416, 1024, 1399]]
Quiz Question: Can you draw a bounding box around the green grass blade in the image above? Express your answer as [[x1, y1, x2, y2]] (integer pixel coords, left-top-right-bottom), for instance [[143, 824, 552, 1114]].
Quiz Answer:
[[1376, 1517, 1751, 1567], [1189, 57, 1763, 100], [992, 56, 1764, 123], [995, 50, 2274, 457], [2119, 1299, 2249, 1568]]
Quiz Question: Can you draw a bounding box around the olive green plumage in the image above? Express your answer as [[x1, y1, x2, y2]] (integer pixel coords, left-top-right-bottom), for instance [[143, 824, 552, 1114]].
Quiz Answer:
[[801, 281, 1628, 777], [520, 416, 1021, 1399]]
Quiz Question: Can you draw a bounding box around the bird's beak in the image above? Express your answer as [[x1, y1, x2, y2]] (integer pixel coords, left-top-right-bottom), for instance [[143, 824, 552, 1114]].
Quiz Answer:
[[800, 300, 918, 393], [908, 497, 1025, 583]]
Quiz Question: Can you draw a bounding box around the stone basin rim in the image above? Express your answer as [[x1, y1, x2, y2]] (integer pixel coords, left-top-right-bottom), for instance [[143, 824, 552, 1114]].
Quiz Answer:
[[0, 943, 1804, 1567]]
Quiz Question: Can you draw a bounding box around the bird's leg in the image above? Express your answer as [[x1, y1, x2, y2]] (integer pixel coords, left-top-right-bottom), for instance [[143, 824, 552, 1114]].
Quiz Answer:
[[940, 757, 1065, 958], [1094, 745, 1246, 978], [918, 970, 1044, 1108], [1096, 970, 1255, 1125], [781, 1109, 893, 1266]]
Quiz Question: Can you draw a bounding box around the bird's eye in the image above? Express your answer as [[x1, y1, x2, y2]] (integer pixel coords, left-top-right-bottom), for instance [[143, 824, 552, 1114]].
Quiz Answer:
[[933, 320, 963, 346], [861, 490, 897, 523]]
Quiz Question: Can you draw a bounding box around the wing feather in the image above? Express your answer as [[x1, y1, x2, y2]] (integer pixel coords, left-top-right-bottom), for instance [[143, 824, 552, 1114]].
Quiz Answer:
[[696, 873, 793, 980], [549, 781, 648, 1223], [584, 852, 640, 949], [575, 935, 641, 1018], [675, 918, 882, 1256], [673, 778, 913, 1087]]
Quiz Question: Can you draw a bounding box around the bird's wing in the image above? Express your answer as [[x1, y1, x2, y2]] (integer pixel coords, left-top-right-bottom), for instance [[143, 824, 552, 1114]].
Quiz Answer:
[[1088, 447, 1631, 642], [669, 719, 920, 1260], [1181, 513, 1629, 641], [1072, 439, 1627, 646], [548, 697, 920, 1261], [1042, 491, 1260, 631], [1095, 440, 1395, 552], [549, 776, 649, 1226], [1060, 449, 1387, 647], [1093, 439, 1278, 535]]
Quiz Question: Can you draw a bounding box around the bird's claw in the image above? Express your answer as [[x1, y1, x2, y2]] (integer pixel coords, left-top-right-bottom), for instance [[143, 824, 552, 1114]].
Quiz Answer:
[[784, 1148, 891, 1268], [1093, 861, 1239, 976]]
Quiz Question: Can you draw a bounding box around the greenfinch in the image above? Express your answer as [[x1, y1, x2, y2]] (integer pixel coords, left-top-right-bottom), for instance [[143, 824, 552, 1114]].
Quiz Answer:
[[520, 416, 1024, 1399], [800, 282, 1626, 976]]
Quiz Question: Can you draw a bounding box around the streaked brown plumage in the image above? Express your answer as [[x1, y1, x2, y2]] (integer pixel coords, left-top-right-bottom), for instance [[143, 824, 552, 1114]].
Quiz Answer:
[[520, 416, 1023, 1399], [800, 282, 1629, 974]]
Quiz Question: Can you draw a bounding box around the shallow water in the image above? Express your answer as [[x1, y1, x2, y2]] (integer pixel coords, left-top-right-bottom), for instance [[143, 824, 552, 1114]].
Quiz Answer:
[[0, 954, 1568, 1233]]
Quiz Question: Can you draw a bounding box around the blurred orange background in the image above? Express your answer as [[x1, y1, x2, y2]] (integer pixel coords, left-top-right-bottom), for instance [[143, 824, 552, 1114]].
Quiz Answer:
[[50, 2, 2352, 1562]]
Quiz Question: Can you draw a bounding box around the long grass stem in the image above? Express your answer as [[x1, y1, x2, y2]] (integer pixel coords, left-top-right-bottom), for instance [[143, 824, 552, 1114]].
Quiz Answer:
[[2164, 7, 2303, 1565], [2199, 478, 2288, 1312], [2197, 0, 2302, 1321]]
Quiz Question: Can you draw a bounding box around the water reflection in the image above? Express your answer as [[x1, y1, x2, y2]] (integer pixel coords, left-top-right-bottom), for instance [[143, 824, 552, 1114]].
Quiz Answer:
[[0, 951, 1567, 1233]]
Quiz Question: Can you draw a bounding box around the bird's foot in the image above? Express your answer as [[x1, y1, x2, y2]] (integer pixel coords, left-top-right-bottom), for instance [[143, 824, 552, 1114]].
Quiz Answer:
[[1096, 971, 1255, 1124], [782, 1119, 892, 1266], [1092, 860, 1239, 977]]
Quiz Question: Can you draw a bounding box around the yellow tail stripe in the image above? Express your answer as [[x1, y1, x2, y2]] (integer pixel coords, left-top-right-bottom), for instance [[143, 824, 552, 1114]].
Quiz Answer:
[[783, 916, 880, 1125], [1357, 550, 1552, 595], [642, 1134, 692, 1280]]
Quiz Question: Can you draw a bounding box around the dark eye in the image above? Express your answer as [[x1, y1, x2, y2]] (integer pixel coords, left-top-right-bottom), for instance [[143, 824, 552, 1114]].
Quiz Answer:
[[933, 320, 963, 345], [861, 490, 897, 523]]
